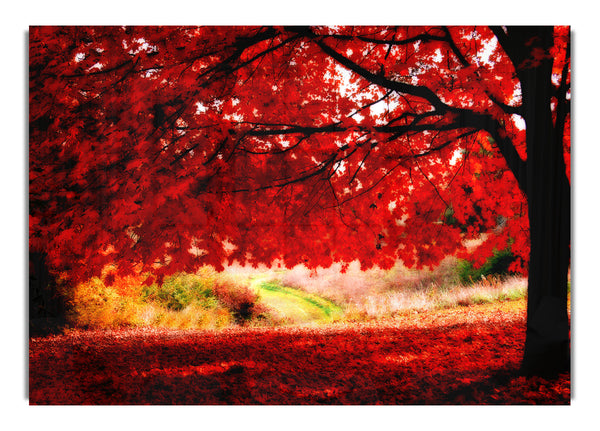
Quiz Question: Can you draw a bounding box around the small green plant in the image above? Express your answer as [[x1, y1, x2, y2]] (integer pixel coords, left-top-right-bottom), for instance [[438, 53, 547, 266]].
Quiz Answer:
[[497, 288, 527, 302], [457, 247, 516, 285], [141, 273, 216, 311], [471, 292, 495, 305]]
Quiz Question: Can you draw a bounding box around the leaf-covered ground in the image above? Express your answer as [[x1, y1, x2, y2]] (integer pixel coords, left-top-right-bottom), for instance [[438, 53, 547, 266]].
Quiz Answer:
[[29, 299, 569, 405]]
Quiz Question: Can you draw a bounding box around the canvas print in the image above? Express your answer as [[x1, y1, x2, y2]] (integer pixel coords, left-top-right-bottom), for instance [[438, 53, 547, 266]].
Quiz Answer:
[[29, 26, 571, 404]]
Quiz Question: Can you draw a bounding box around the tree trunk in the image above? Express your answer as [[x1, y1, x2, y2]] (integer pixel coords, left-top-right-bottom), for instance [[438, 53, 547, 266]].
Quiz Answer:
[[518, 27, 571, 376], [29, 251, 67, 336], [521, 169, 571, 376]]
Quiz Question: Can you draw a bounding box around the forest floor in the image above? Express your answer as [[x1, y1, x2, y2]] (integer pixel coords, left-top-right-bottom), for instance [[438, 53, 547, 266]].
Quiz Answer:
[[29, 297, 570, 405]]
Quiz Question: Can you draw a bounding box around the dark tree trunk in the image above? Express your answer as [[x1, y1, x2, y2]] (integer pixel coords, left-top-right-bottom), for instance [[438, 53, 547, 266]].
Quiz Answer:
[[515, 27, 571, 376], [521, 155, 571, 376], [29, 251, 68, 336]]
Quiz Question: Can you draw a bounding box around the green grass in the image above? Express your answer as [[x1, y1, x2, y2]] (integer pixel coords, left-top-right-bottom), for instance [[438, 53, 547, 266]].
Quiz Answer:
[[141, 273, 217, 311], [251, 278, 343, 324]]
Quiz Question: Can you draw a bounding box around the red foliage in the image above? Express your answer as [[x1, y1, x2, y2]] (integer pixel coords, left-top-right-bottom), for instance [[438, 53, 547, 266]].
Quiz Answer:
[[29, 301, 569, 405], [28, 26, 570, 284], [212, 280, 265, 323]]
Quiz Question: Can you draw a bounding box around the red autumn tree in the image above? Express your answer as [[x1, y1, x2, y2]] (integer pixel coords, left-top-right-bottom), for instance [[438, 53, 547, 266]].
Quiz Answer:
[[29, 26, 570, 375]]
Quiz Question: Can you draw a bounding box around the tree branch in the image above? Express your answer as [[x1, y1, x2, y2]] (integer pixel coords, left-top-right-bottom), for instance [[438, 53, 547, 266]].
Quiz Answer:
[[309, 35, 449, 112], [441, 26, 470, 67], [455, 110, 527, 191], [486, 91, 524, 116]]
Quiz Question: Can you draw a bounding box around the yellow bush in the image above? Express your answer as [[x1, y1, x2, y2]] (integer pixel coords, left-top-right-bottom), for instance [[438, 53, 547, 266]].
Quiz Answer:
[[65, 271, 238, 330]]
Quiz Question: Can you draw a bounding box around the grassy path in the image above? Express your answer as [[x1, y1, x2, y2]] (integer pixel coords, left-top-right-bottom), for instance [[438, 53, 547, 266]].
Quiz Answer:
[[249, 276, 342, 324]]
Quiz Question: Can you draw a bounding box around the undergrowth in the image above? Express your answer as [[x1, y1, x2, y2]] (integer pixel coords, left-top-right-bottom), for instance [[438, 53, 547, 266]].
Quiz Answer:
[[274, 256, 527, 320], [456, 247, 517, 284], [61, 254, 529, 330], [61, 269, 268, 330]]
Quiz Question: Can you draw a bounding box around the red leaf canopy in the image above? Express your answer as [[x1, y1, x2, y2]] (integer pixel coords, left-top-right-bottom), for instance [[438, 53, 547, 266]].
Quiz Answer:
[[29, 26, 570, 283]]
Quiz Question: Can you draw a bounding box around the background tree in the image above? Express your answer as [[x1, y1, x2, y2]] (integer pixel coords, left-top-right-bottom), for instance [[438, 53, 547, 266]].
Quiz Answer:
[[29, 25, 570, 375]]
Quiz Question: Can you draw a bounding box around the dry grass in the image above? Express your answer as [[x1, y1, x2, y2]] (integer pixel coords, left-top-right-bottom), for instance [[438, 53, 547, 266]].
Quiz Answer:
[[269, 259, 526, 319], [61, 259, 527, 329], [347, 275, 527, 318]]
